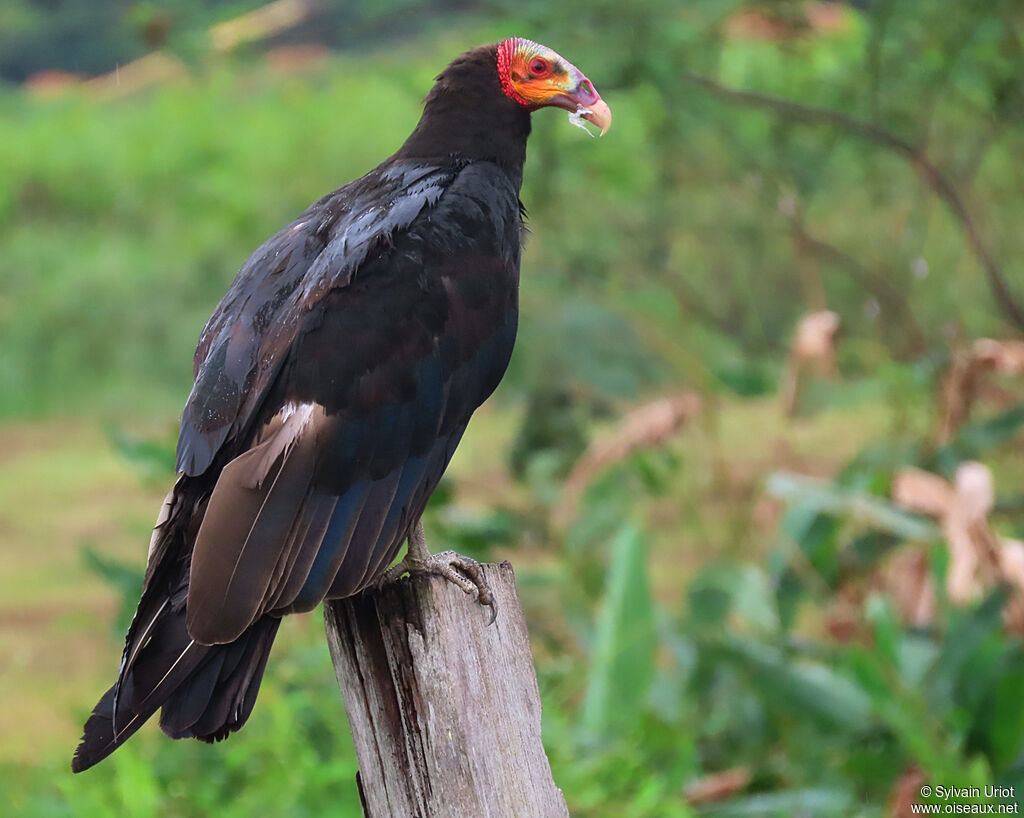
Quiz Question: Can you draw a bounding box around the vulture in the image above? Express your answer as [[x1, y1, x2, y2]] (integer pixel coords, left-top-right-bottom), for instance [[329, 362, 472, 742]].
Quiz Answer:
[[72, 37, 610, 773]]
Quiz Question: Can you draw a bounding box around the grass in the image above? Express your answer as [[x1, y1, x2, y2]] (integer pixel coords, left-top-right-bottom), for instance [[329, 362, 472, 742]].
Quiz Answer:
[[0, 420, 170, 760]]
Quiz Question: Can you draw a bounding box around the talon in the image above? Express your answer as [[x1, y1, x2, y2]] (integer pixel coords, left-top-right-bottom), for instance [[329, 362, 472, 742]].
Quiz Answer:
[[378, 524, 497, 621]]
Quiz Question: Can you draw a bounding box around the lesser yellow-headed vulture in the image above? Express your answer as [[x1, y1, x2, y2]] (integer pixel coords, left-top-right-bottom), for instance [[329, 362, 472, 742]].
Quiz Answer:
[[72, 37, 609, 772]]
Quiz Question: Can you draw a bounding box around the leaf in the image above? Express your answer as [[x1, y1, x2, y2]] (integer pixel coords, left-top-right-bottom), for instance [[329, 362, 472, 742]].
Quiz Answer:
[[702, 787, 854, 817], [711, 360, 775, 397], [724, 637, 873, 731], [897, 635, 941, 688], [81, 543, 145, 636], [931, 592, 1007, 717], [688, 563, 779, 633], [581, 521, 657, 738], [984, 667, 1024, 773], [865, 594, 901, 666], [732, 565, 779, 632], [105, 424, 177, 477], [766, 471, 940, 541], [933, 404, 1024, 476], [778, 504, 842, 582], [843, 642, 969, 776]]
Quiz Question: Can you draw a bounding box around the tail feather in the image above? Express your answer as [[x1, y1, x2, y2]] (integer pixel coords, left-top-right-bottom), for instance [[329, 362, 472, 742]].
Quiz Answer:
[[70, 635, 207, 773], [190, 617, 280, 741], [162, 616, 280, 742], [71, 684, 146, 774], [158, 650, 226, 739], [72, 603, 280, 773]]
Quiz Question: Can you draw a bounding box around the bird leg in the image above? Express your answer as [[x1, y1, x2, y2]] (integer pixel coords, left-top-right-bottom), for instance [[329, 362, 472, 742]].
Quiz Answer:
[[378, 521, 496, 623]]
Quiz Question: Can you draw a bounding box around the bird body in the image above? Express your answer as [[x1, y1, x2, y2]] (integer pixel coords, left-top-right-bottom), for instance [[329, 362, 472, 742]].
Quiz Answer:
[[73, 39, 609, 773], [180, 156, 523, 642]]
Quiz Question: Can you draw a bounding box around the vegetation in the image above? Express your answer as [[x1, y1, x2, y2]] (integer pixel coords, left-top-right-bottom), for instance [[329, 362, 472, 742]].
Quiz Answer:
[[3, 1, 1024, 815]]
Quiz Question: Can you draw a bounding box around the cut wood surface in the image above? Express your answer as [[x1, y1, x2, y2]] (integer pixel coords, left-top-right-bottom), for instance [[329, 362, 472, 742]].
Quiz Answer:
[[324, 561, 569, 818]]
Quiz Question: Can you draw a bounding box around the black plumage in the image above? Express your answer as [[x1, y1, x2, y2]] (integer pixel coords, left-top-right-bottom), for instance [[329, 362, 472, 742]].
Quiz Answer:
[[72, 39, 609, 773]]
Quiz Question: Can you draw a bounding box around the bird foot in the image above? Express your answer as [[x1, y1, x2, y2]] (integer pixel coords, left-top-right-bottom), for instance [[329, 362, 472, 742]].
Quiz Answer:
[[379, 549, 496, 624]]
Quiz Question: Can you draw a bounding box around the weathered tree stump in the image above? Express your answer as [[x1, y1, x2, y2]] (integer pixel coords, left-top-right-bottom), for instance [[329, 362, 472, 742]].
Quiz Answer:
[[323, 561, 569, 818]]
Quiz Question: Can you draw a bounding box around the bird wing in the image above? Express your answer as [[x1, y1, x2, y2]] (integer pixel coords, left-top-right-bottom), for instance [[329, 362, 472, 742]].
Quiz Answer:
[[179, 161, 522, 644], [175, 162, 460, 477]]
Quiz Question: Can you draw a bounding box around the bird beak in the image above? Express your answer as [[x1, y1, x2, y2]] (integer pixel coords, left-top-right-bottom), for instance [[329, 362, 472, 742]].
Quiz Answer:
[[549, 76, 612, 135]]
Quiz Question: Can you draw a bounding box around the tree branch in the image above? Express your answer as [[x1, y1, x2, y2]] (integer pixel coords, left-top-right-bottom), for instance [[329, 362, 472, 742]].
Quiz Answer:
[[787, 211, 927, 355], [685, 72, 1024, 332]]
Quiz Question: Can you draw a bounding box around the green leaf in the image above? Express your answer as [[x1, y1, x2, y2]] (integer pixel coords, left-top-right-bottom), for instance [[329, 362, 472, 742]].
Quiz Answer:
[[80, 543, 144, 636], [581, 521, 657, 738], [933, 404, 1024, 475], [724, 637, 873, 731], [931, 592, 1007, 717], [766, 471, 940, 541], [984, 668, 1024, 772], [778, 505, 842, 583], [689, 563, 779, 633], [105, 424, 177, 477], [732, 565, 779, 633], [897, 635, 941, 688], [865, 594, 901, 666], [703, 787, 855, 817]]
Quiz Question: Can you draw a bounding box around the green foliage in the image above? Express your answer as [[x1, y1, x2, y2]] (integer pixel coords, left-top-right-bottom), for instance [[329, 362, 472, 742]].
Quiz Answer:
[[581, 522, 656, 738], [0, 51, 430, 416], [80, 544, 145, 637], [5, 1, 1023, 419], [530, 348, 1024, 815], [0, 1, 267, 82], [106, 425, 178, 480], [509, 377, 592, 480], [766, 471, 940, 542], [6, 620, 366, 817]]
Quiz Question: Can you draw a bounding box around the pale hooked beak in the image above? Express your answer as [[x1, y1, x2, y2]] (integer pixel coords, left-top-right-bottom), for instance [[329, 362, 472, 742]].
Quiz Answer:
[[579, 98, 612, 135]]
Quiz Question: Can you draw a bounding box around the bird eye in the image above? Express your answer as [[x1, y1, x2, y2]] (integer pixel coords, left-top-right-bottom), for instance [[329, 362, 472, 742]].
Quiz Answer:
[[528, 58, 550, 77]]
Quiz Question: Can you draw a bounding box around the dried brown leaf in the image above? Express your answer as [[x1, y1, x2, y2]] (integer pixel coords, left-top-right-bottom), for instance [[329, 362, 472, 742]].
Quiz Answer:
[[781, 310, 840, 416], [554, 394, 700, 527], [891, 462, 1024, 629], [684, 767, 751, 805], [938, 338, 1024, 440], [211, 0, 317, 53], [887, 766, 926, 818], [891, 467, 953, 517], [877, 546, 936, 628], [972, 339, 1024, 373], [85, 52, 188, 98]]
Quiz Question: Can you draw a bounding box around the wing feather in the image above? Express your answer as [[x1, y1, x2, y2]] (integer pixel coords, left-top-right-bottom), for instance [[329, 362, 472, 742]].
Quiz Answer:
[[185, 410, 321, 644], [176, 164, 459, 476]]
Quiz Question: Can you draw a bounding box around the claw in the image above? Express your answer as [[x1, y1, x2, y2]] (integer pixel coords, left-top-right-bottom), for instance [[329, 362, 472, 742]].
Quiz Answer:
[[379, 524, 497, 623]]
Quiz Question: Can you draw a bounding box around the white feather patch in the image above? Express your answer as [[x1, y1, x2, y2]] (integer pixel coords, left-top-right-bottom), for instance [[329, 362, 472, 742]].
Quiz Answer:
[[247, 401, 325, 489], [147, 476, 182, 562]]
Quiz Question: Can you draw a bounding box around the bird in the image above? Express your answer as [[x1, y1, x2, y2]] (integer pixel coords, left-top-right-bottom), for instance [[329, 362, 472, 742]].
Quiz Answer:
[[71, 37, 610, 773]]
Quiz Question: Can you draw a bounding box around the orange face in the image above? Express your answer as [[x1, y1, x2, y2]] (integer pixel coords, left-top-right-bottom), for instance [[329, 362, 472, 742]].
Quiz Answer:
[[497, 38, 611, 134]]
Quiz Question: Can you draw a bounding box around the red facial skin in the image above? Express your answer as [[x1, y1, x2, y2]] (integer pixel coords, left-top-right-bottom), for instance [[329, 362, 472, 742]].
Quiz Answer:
[[497, 37, 611, 134]]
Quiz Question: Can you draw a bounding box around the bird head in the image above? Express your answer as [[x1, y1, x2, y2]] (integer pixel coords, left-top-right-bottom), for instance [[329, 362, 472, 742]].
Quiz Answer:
[[497, 38, 612, 136]]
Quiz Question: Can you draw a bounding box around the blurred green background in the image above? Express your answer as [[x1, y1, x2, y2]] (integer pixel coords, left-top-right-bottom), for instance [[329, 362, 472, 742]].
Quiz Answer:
[[3, 1, 1024, 815]]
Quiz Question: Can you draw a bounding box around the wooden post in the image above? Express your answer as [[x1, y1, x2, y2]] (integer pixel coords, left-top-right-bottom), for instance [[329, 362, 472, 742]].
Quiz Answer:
[[323, 561, 570, 818]]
